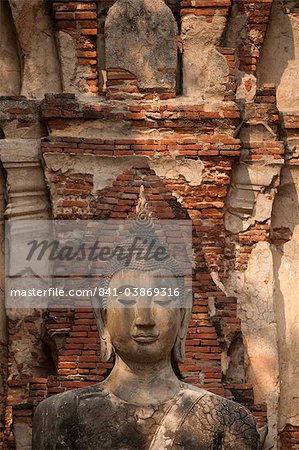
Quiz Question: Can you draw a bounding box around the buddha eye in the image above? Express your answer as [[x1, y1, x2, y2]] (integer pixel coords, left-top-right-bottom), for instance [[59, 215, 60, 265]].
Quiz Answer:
[[113, 285, 137, 307], [118, 298, 136, 307], [153, 285, 180, 307], [153, 297, 173, 306]]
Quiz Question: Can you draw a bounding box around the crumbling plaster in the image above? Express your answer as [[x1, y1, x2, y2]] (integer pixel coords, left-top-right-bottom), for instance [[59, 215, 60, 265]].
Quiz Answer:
[[271, 167, 299, 433], [0, 138, 52, 382], [182, 14, 229, 99], [0, 1, 21, 97], [0, 138, 53, 448], [223, 145, 299, 449], [225, 161, 282, 234], [224, 2, 257, 103], [258, 0, 299, 111], [8, 0, 62, 98], [105, 0, 178, 92], [43, 153, 205, 195], [56, 31, 91, 94], [225, 242, 280, 450], [223, 7, 299, 443], [0, 94, 47, 140]]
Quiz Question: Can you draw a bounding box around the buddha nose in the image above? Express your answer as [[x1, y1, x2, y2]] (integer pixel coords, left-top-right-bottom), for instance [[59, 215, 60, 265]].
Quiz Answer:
[[135, 307, 155, 327]]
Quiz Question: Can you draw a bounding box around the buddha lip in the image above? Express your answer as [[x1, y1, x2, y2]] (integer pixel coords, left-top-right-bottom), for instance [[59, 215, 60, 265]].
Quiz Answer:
[[132, 334, 159, 342]]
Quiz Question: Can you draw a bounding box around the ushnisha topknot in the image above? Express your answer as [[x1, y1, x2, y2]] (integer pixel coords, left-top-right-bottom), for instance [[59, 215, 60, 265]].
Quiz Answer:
[[97, 185, 186, 308]]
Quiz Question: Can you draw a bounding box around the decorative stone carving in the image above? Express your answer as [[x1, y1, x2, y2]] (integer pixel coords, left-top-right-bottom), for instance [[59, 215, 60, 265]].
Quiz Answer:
[[105, 0, 178, 92], [0, 139, 52, 448], [0, 139, 50, 220], [32, 188, 259, 450]]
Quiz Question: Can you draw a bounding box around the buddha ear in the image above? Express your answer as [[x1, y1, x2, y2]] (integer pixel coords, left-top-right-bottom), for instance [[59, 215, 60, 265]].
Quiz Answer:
[[173, 290, 192, 363], [93, 308, 114, 362]]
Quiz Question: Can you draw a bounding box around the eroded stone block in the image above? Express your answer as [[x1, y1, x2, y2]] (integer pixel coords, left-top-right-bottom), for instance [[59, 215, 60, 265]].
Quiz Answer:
[[182, 15, 228, 99], [105, 0, 178, 92]]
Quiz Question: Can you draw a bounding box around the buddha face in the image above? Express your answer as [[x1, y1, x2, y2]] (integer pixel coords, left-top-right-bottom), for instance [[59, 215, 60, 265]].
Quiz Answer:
[[101, 269, 188, 364]]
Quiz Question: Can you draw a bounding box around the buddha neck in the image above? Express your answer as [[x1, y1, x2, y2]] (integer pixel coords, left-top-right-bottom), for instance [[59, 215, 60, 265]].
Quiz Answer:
[[103, 354, 182, 406]]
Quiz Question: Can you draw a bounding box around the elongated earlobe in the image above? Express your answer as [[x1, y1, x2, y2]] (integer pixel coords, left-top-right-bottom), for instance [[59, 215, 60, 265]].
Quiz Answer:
[[93, 307, 115, 362], [173, 307, 192, 363], [100, 330, 114, 362], [173, 334, 186, 363]]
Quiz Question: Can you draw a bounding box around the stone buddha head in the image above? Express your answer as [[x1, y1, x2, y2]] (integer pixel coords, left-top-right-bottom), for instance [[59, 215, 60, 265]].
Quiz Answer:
[[92, 186, 192, 369]]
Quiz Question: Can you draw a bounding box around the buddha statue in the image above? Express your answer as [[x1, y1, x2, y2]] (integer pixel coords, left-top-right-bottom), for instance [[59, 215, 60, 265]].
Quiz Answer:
[[32, 187, 260, 450]]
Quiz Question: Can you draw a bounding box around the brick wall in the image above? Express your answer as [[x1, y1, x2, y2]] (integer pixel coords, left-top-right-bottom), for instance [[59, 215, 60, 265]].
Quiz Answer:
[[1, 0, 299, 448], [52, 2, 99, 94]]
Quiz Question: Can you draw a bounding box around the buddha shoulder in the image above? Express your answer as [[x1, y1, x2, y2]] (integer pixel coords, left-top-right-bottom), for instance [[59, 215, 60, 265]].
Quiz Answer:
[[32, 385, 109, 450], [181, 386, 260, 449], [34, 384, 109, 414]]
